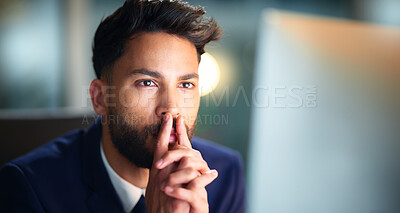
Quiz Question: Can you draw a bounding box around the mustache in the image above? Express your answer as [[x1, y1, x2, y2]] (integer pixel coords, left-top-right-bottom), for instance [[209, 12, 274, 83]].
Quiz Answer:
[[145, 118, 177, 136]]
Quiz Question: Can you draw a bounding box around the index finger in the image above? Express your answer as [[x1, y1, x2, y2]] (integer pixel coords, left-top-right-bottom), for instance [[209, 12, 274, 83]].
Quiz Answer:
[[176, 115, 192, 148], [153, 113, 173, 165]]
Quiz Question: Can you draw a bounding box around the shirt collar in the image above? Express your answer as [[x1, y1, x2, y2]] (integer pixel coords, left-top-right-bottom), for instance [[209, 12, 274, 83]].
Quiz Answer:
[[100, 140, 146, 213]]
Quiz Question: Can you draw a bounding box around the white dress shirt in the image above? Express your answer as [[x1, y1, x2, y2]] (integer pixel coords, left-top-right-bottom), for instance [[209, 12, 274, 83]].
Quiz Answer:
[[100, 140, 146, 213]]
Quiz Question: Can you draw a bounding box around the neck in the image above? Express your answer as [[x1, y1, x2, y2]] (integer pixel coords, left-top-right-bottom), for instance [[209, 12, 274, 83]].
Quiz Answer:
[[101, 124, 149, 189]]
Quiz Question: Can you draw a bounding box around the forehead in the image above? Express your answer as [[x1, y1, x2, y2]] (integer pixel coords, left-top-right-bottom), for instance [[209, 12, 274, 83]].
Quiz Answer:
[[113, 32, 199, 79]]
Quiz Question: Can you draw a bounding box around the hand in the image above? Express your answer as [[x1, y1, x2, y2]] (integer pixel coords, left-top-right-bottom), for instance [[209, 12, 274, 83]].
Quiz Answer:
[[146, 113, 185, 213], [155, 114, 219, 213]]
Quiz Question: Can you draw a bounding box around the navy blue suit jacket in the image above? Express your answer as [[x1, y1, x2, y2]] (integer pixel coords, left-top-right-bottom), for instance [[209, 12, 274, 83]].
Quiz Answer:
[[0, 119, 246, 212]]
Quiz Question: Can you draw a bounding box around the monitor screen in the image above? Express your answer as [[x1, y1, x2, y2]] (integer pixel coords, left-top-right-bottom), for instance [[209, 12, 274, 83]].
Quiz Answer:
[[248, 9, 400, 213]]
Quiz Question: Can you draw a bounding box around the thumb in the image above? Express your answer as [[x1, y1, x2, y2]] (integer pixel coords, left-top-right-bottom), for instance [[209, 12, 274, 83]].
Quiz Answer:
[[153, 113, 173, 167]]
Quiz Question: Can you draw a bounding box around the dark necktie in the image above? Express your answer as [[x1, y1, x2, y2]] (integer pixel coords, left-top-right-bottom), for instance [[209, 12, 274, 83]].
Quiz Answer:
[[131, 195, 146, 213]]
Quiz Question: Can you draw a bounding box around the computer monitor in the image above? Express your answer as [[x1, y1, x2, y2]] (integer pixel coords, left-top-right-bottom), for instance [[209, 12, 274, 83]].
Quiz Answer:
[[248, 9, 400, 213]]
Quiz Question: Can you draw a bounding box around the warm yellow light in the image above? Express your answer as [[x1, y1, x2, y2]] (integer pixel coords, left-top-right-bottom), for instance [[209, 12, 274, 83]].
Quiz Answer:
[[198, 53, 221, 96]]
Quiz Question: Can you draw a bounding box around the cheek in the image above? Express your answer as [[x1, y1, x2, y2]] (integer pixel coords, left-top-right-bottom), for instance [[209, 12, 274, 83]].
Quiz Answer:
[[181, 99, 200, 126], [186, 112, 198, 128], [139, 89, 158, 108], [180, 90, 200, 109], [117, 86, 157, 109], [116, 88, 160, 124]]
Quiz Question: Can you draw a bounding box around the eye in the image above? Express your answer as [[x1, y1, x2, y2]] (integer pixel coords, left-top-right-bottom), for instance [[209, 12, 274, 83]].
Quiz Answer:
[[178, 82, 195, 89], [137, 80, 157, 87]]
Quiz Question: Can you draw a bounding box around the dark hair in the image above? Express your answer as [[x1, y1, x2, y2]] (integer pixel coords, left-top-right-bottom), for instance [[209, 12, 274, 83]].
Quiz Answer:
[[92, 0, 223, 80]]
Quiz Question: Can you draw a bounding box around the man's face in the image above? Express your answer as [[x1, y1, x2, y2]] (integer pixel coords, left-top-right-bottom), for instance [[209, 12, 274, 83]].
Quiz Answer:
[[106, 32, 200, 168]]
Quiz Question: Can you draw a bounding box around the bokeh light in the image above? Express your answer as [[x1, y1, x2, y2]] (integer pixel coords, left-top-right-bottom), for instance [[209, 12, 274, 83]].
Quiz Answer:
[[198, 53, 220, 96]]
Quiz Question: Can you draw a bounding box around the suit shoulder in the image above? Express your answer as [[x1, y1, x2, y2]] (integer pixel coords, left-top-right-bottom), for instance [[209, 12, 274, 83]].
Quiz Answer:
[[5, 128, 85, 172], [0, 162, 46, 212]]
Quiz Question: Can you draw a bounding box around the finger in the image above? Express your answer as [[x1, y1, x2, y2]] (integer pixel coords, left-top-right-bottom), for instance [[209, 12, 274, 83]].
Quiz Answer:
[[176, 115, 191, 148], [177, 156, 209, 173], [155, 148, 202, 170], [164, 187, 208, 211], [157, 162, 178, 186], [161, 168, 200, 190], [187, 169, 218, 189], [164, 187, 195, 204], [153, 113, 173, 166]]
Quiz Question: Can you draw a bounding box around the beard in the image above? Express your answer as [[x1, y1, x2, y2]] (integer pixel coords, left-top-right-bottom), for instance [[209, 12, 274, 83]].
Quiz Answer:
[[107, 107, 196, 169]]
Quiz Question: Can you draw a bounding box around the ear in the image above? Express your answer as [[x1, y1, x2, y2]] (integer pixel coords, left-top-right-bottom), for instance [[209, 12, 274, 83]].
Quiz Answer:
[[89, 79, 108, 116]]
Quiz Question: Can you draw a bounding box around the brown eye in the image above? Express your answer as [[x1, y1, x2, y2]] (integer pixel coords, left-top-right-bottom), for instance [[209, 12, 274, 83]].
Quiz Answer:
[[179, 82, 194, 89], [138, 80, 156, 87], [144, 80, 152, 86]]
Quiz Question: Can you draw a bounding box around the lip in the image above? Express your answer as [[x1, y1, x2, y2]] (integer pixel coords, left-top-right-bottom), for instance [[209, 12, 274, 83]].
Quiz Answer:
[[169, 129, 177, 143], [169, 132, 178, 143]]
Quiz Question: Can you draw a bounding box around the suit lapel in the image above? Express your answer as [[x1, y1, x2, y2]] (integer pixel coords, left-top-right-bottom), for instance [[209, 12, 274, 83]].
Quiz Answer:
[[81, 117, 124, 212]]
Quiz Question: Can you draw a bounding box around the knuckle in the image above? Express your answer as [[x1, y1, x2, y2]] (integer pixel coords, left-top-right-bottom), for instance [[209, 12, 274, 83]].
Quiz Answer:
[[181, 156, 191, 167], [178, 156, 193, 170], [179, 145, 190, 152], [193, 149, 202, 158], [201, 160, 209, 169], [184, 148, 192, 153]]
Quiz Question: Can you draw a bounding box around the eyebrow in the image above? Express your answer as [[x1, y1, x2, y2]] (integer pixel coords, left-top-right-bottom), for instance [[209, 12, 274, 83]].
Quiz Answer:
[[128, 68, 199, 81], [178, 73, 199, 81], [128, 69, 162, 78]]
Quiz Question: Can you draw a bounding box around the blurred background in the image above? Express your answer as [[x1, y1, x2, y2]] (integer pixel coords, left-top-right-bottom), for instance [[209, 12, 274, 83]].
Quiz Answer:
[[0, 0, 399, 212]]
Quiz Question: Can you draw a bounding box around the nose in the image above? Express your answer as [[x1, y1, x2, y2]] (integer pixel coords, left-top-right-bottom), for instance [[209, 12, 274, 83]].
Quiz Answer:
[[155, 88, 180, 118]]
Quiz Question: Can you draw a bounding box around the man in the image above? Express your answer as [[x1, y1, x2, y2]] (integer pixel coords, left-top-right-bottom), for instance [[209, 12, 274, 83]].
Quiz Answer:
[[0, 0, 246, 212]]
